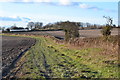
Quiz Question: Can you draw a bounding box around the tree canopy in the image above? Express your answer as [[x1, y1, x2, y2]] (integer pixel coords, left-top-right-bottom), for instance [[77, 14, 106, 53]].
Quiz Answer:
[[60, 21, 80, 41]]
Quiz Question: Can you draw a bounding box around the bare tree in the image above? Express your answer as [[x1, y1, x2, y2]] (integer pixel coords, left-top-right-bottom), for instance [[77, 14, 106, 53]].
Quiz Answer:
[[101, 16, 113, 36], [0, 27, 5, 31], [103, 16, 113, 26], [86, 22, 91, 27], [35, 22, 43, 29], [27, 22, 35, 30]]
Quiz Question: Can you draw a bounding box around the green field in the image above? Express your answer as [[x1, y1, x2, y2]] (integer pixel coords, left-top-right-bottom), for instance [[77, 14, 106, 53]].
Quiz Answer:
[[3, 34, 118, 79]]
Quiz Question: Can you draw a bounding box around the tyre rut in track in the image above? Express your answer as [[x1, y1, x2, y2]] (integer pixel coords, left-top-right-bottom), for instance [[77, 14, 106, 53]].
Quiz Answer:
[[32, 40, 52, 78]]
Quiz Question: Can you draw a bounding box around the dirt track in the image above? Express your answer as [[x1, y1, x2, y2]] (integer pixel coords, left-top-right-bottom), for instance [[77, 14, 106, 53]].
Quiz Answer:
[[2, 35, 36, 77]]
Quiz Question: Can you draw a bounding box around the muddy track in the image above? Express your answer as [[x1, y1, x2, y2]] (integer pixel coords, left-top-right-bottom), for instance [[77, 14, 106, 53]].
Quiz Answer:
[[32, 51, 51, 78], [40, 52, 52, 78], [36, 40, 52, 78], [14, 39, 52, 78]]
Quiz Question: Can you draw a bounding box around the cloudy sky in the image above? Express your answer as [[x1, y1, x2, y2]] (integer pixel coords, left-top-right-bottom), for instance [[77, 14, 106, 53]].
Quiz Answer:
[[0, 0, 119, 28]]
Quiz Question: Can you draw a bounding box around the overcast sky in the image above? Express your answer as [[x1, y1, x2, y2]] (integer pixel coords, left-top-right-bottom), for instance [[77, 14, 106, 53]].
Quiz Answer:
[[0, 0, 118, 28]]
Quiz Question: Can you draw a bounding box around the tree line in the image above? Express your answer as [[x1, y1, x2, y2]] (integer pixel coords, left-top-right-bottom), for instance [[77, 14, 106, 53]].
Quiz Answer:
[[2, 16, 117, 42], [27, 22, 43, 30]]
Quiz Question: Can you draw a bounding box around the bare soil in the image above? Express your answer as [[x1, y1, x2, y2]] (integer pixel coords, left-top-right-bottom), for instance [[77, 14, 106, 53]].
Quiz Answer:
[[2, 35, 36, 77], [79, 28, 118, 37]]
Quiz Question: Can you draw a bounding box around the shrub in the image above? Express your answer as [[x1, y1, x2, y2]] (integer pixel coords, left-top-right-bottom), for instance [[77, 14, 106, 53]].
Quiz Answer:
[[101, 25, 112, 36], [60, 21, 79, 41]]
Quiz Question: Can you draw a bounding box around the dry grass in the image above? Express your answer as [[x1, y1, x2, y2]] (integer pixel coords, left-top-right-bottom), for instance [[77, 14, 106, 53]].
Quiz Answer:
[[54, 35, 119, 62]]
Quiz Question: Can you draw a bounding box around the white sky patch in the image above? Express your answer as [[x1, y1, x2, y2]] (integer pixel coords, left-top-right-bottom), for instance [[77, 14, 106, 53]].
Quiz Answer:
[[79, 3, 90, 9], [10, 14, 108, 26], [1, 21, 27, 28], [42, 0, 51, 2], [23, 0, 31, 2], [0, 16, 31, 23], [59, 0, 71, 6], [79, 3, 117, 12]]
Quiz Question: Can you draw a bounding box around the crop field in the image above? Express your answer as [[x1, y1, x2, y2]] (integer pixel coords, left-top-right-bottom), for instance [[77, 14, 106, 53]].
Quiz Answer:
[[10, 28, 118, 39], [79, 28, 118, 37], [2, 34, 118, 79], [2, 35, 36, 77]]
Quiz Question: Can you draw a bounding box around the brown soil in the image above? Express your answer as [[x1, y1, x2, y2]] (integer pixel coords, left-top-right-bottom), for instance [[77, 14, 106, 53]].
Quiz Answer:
[[2, 35, 36, 77]]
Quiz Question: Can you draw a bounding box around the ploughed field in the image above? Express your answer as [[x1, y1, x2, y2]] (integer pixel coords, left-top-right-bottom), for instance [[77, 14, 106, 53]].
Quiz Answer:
[[2, 35, 36, 77], [10, 29, 118, 38]]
